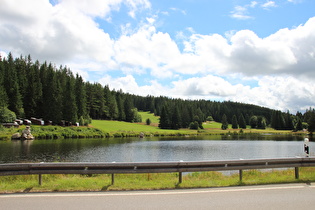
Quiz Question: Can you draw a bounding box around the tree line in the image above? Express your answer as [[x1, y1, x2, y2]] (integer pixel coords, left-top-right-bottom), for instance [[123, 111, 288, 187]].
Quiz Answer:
[[0, 53, 314, 132]]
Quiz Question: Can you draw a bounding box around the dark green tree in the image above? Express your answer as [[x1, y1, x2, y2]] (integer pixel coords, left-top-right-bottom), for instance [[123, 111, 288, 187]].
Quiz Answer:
[[221, 114, 228, 130], [295, 117, 303, 131], [124, 96, 134, 122], [307, 111, 315, 135], [75, 74, 87, 119], [116, 93, 125, 121], [171, 106, 181, 130], [63, 75, 78, 123], [0, 58, 8, 108], [159, 105, 171, 129], [104, 86, 118, 120], [257, 116, 266, 129], [3, 53, 24, 117], [232, 115, 238, 129], [249, 115, 258, 128], [271, 110, 285, 130], [42, 63, 62, 123], [238, 113, 246, 129], [23, 61, 42, 118]]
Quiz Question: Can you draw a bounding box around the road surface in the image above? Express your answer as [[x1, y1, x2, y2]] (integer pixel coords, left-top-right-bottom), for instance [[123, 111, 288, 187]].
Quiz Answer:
[[1, 183, 315, 209]]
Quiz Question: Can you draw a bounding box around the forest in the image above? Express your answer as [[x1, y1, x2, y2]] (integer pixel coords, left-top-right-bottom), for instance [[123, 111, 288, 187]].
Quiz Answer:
[[1, 53, 315, 132]]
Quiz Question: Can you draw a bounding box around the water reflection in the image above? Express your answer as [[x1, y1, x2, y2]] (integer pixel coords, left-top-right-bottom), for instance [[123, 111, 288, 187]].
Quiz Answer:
[[0, 134, 312, 163]]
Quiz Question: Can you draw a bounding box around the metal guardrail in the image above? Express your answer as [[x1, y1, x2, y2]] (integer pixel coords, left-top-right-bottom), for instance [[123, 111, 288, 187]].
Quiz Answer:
[[1, 157, 315, 185]]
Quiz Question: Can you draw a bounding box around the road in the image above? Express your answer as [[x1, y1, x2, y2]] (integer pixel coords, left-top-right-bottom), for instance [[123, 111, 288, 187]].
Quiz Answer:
[[1, 183, 315, 210]]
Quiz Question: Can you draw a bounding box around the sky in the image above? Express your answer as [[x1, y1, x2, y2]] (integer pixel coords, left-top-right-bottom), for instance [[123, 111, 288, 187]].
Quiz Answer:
[[1, 0, 315, 114]]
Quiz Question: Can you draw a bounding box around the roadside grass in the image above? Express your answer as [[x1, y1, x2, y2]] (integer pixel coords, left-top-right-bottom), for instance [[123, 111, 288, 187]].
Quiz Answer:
[[1, 168, 315, 193]]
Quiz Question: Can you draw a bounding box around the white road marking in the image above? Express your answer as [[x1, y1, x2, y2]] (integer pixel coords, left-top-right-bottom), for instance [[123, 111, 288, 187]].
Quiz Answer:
[[0, 184, 310, 198]]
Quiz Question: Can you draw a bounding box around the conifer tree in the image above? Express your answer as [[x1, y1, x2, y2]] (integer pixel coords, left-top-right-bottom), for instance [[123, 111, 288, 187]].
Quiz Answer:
[[295, 117, 303, 131], [221, 114, 228, 130], [124, 96, 134, 122], [0, 58, 8, 108], [238, 113, 246, 129], [171, 106, 181, 129], [232, 115, 238, 129], [63, 75, 78, 123], [3, 53, 24, 117], [159, 105, 171, 129], [116, 93, 125, 121], [75, 74, 87, 119], [307, 111, 315, 134], [42, 63, 62, 123]]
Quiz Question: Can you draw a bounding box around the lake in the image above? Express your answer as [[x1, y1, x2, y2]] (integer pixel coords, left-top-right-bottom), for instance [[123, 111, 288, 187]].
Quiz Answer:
[[0, 134, 312, 163]]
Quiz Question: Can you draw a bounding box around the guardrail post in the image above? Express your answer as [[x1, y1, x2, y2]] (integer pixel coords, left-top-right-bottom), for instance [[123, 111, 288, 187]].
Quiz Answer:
[[39, 174, 42, 185], [111, 174, 115, 185], [179, 172, 182, 184], [295, 167, 299, 179], [239, 170, 243, 182]]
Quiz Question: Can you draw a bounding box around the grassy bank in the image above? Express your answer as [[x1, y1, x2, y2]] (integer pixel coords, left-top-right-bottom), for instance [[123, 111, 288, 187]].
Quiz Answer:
[[0, 125, 106, 140], [0, 111, 303, 140], [1, 168, 315, 193]]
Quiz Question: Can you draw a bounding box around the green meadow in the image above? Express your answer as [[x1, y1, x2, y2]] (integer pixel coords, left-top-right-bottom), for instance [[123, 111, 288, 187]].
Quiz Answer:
[[90, 111, 297, 137], [0, 111, 300, 140]]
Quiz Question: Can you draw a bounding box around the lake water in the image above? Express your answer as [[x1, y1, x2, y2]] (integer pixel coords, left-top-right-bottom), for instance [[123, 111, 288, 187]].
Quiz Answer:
[[0, 134, 313, 163]]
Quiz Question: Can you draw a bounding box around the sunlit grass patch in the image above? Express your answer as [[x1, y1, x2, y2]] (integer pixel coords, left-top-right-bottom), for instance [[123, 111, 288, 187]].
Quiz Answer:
[[2, 167, 315, 193]]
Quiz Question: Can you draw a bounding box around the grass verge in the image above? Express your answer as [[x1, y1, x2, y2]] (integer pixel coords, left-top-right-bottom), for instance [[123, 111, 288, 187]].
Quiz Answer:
[[1, 168, 315, 193]]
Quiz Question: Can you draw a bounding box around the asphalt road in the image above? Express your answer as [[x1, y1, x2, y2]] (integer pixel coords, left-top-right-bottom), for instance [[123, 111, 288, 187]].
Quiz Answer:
[[1, 183, 315, 210]]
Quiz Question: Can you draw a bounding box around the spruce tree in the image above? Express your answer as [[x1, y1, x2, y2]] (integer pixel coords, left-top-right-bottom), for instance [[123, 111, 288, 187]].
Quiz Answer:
[[307, 111, 315, 134], [221, 114, 228, 130], [232, 115, 238, 129], [63, 76, 78, 123], [124, 96, 134, 122], [171, 106, 181, 129], [0, 58, 8, 108], [295, 117, 303, 131], [75, 74, 87, 119], [3, 53, 24, 117], [238, 113, 246, 129], [159, 105, 171, 129]]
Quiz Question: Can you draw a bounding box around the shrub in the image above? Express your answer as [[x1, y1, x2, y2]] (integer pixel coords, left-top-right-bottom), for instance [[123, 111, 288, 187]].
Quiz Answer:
[[0, 107, 16, 123]]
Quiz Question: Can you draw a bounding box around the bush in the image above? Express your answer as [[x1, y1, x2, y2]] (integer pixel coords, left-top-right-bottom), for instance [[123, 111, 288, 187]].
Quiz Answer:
[[189, 121, 199, 130], [0, 107, 16, 123]]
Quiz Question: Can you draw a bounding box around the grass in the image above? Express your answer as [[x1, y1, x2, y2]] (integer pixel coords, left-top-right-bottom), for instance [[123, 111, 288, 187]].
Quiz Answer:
[[90, 111, 301, 137], [0, 125, 106, 140], [0, 111, 303, 140], [139, 111, 160, 124], [1, 168, 315, 193], [90, 118, 198, 137]]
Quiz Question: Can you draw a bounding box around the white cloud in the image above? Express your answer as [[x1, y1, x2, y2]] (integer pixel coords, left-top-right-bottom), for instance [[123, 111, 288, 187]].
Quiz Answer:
[[0, 0, 150, 67], [231, 1, 278, 20], [230, 5, 253, 20], [170, 7, 187, 15], [98, 75, 167, 96], [287, 0, 303, 3], [250, 1, 258, 8], [229, 76, 315, 112], [261, 1, 277, 9], [1, 0, 315, 113], [59, 0, 150, 18], [98, 74, 315, 113]]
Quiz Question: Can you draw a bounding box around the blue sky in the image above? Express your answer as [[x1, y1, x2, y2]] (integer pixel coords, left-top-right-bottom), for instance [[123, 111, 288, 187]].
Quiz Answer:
[[1, 0, 315, 113]]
